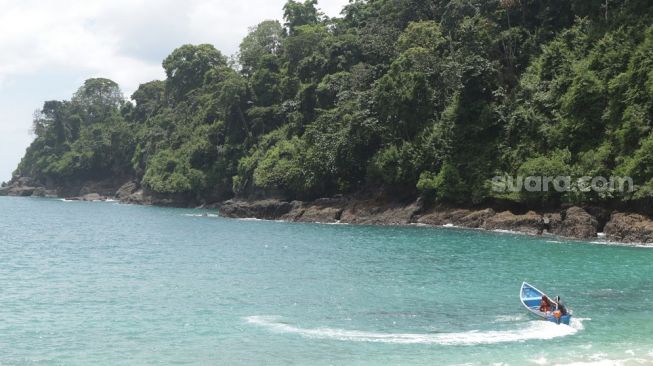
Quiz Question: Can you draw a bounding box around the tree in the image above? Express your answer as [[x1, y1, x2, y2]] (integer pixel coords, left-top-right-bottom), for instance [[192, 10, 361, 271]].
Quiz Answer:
[[32, 101, 72, 145], [239, 20, 284, 76], [72, 78, 123, 124], [130, 80, 165, 122], [397, 21, 445, 53], [162, 44, 226, 99], [283, 0, 321, 35], [417, 161, 468, 203]]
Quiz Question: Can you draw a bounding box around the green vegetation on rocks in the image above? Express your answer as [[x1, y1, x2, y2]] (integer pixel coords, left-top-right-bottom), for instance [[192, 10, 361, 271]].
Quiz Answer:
[[12, 0, 653, 207]]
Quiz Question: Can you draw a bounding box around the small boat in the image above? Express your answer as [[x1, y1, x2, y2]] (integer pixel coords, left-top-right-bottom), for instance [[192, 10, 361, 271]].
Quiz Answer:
[[520, 282, 572, 325]]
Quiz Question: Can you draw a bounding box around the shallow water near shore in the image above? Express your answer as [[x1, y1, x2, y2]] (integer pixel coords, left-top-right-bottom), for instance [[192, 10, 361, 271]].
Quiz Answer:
[[1, 197, 652, 365]]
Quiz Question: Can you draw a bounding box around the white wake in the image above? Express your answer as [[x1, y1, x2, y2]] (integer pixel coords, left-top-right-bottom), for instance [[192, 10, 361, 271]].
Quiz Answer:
[[244, 315, 582, 345]]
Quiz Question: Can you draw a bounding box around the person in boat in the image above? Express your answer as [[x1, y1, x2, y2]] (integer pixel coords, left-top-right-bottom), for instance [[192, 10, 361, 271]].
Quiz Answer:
[[555, 296, 568, 315], [539, 295, 551, 313]]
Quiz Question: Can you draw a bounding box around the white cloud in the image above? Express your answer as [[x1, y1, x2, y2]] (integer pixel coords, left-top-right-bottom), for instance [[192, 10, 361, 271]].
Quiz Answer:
[[0, 0, 350, 181], [0, 0, 165, 93]]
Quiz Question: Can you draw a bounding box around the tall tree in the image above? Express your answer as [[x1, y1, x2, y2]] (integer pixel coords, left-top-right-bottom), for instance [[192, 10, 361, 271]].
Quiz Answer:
[[162, 44, 226, 99]]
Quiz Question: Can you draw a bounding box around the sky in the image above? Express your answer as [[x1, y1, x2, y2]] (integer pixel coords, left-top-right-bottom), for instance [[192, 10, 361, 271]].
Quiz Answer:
[[0, 0, 349, 182]]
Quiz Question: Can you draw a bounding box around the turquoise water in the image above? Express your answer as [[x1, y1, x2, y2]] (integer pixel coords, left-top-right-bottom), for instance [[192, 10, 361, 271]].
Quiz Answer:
[[1, 197, 652, 365]]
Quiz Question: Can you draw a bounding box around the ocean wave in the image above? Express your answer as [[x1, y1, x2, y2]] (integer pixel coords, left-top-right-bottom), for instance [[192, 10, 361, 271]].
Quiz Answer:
[[531, 347, 653, 366], [234, 217, 291, 224], [492, 229, 538, 236], [493, 229, 518, 234], [493, 314, 526, 323], [570, 317, 590, 331], [182, 213, 219, 218], [244, 315, 580, 345], [551, 358, 651, 366], [587, 240, 653, 249]]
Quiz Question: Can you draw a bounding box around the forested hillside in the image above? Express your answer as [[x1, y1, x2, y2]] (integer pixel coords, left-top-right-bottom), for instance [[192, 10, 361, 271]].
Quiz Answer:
[[11, 0, 653, 207]]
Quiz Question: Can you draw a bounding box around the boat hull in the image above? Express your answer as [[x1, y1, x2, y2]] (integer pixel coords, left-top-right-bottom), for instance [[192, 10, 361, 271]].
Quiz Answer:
[[545, 313, 571, 325], [520, 282, 572, 325]]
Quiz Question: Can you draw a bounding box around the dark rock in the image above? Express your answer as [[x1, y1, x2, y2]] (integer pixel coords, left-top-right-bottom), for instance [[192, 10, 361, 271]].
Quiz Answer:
[[219, 199, 294, 220], [584, 206, 611, 230], [277, 201, 305, 221], [8, 186, 36, 196], [79, 181, 122, 197], [115, 181, 139, 200], [482, 210, 544, 235], [0, 176, 40, 196], [551, 206, 598, 239], [339, 200, 421, 225], [458, 208, 495, 228], [415, 208, 472, 226], [65, 193, 106, 201], [218, 197, 421, 226], [16, 177, 35, 186], [122, 189, 151, 205], [16, 187, 36, 196], [82, 193, 105, 201], [543, 212, 562, 234], [211, 197, 639, 243], [31, 187, 57, 198], [313, 197, 348, 206], [117, 188, 192, 207], [288, 201, 343, 223], [604, 212, 653, 244]]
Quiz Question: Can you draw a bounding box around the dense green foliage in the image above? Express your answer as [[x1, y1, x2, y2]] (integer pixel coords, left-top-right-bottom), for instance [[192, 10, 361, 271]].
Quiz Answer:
[[14, 0, 653, 205]]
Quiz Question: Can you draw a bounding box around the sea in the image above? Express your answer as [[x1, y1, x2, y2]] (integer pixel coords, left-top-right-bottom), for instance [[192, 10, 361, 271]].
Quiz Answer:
[[1, 196, 652, 365]]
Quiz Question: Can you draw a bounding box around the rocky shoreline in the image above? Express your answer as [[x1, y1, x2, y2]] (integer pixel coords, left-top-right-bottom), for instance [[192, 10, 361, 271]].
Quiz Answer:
[[0, 177, 190, 206], [217, 198, 653, 245], [3, 177, 653, 245]]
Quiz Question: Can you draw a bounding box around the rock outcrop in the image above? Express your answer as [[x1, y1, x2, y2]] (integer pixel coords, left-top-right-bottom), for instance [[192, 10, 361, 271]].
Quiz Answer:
[[120, 189, 151, 205], [283, 199, 344, 223], [339, 200, 422, 225], [482, 210, 544, 235], [215, 199, 653, 244], [0, 177, 41, 196], [604, 212, 653, 243], [31, 187, 57, 198], [415, 208, 474, 226], [550, 206, 598, 239], [219, 198, 423, 225], [219, 199, 295, 220], [68, 193, 107, 201], [543, 212, 562, 234], [459, 208, 496, 228], [115, 181, 139, 200]]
